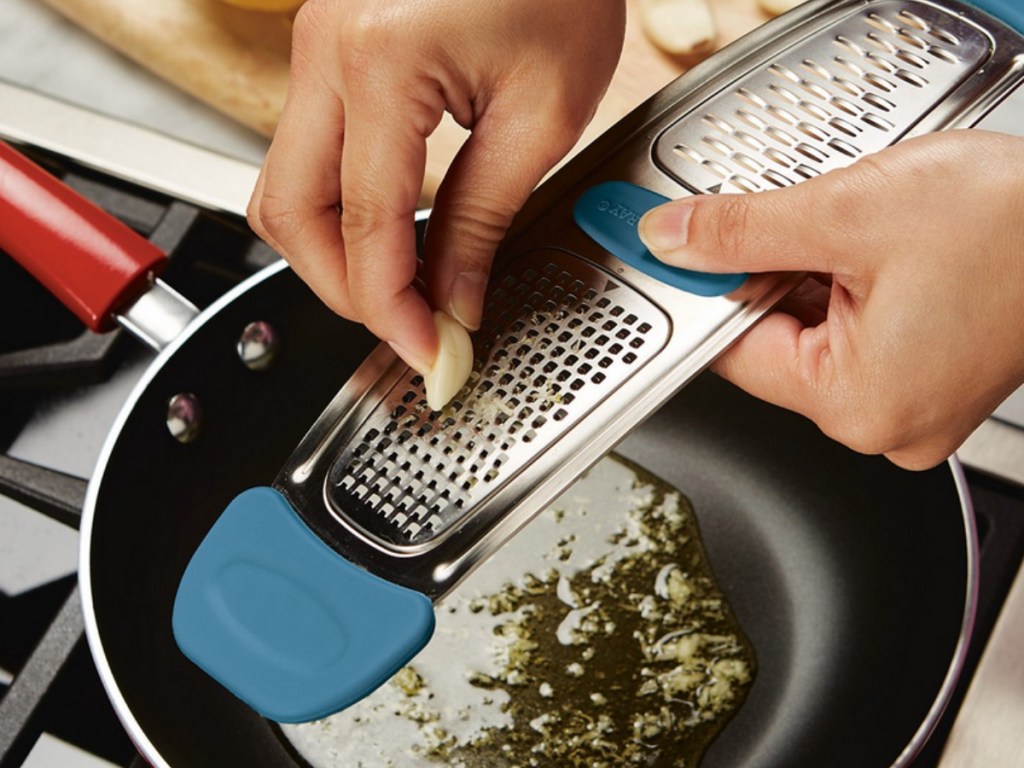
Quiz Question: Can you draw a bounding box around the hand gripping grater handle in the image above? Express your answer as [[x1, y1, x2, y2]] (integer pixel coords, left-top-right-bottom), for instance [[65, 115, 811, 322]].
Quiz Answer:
[[174, 0, 1024, 722]]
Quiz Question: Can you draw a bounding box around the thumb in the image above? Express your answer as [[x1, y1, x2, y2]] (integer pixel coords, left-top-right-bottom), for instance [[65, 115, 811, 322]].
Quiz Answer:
[[637, 175, 862, 276]]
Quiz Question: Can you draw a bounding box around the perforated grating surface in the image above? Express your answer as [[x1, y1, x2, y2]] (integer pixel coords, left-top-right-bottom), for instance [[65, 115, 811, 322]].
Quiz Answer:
[[654, 0, 992, 193], [326, 250, 670, 550]]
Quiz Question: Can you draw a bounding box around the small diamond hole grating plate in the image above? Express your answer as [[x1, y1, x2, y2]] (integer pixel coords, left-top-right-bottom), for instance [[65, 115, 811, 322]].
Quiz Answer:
[[654, 0, 991, 193], [326, 250, 670, 551]]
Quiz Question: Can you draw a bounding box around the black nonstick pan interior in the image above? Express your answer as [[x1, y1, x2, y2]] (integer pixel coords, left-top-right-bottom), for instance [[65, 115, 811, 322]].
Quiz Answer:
[[82, 262, 971, 768]]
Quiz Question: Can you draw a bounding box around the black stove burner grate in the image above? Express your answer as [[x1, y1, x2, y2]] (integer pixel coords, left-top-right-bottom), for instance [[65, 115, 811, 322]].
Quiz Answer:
[[0, 142, 276, 767]]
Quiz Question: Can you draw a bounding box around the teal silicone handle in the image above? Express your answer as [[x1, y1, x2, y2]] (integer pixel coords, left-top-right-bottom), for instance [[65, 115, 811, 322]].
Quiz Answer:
[[970, 0, 1024, 32], [573, 181, 747, 296], [172, 487, 435, 723]]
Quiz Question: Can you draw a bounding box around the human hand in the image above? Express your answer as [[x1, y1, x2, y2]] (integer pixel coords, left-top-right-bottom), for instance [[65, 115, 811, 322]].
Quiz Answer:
[[248, 0, 626, 373], [638, 130, 1024, 470]]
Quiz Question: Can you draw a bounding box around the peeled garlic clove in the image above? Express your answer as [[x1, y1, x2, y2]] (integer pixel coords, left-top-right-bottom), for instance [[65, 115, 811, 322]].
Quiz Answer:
[[423, 311, 473, 411], [640, 0, 717, 63], [758, 0, 806, 17]]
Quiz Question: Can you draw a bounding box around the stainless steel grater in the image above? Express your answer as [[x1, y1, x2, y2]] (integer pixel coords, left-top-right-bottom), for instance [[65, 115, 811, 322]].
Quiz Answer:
[[173, 0, 1024, 724], [281, 0, 1024, 599]]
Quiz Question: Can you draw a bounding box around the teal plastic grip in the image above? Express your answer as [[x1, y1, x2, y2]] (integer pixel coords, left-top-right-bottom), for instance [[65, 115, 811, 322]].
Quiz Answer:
[[573, 181, 746, 297], [172, 487, 435, 723], [969, 0, 1024, 32]]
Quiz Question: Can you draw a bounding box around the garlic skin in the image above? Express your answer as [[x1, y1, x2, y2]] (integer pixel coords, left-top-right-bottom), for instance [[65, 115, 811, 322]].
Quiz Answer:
[[640, 0, 717, 63], [757, 0, 805, 17], [423, 311, 474, 411]]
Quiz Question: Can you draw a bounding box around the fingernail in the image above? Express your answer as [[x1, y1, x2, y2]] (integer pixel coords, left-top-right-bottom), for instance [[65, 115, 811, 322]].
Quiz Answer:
[[448, 271, 488, 331], [389, 341, 433, 375], [638, 201, 694, 256]]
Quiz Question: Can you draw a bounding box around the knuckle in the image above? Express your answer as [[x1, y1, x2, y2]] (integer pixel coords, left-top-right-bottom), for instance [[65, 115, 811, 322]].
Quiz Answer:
[[819, 399, 905, 458], [256, 192, 304, 243], [246, 196, 268, 240], [903, 426, 961, 469], [444, 199, 515, 266], [294, 1, 401, 93], [818, 161, 884, 238], [323, 290, 357, 322], [337, 7, 402, 84], [701, 195, 751, 258], [885, 446, 948, 472], [291, 0, 331, 56], [339, 195, 390, 241]]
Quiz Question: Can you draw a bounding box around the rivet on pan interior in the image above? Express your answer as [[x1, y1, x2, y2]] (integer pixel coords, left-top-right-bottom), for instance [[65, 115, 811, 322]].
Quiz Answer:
[[167, 393, 202, 444], [237, 321, 280, 371]]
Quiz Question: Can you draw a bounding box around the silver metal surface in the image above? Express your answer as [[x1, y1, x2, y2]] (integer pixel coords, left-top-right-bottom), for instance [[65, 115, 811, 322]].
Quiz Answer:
[[0, 79, 259, 217], [116, 278, 200, 352], [322, 249, 670, 551], [237, 320, 280, 371], [655, 0, 994, 193], [278, 0, 1024, 601]]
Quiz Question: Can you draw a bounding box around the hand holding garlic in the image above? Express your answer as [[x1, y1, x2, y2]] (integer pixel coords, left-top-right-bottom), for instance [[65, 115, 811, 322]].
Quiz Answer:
[[247, 0, 626, 379]]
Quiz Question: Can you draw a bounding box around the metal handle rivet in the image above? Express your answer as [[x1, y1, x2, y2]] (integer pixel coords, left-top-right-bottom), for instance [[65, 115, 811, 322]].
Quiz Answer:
[[166, 393, 202, 444], [237, 321, 280, 371]]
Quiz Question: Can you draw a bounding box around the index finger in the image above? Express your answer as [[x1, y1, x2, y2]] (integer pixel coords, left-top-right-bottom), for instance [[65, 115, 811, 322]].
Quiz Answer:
[[340, 89, 441, 373]]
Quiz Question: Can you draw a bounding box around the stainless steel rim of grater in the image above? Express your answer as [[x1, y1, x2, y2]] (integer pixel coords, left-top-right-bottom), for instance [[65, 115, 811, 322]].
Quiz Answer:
[[276, 0, 1024, 600]]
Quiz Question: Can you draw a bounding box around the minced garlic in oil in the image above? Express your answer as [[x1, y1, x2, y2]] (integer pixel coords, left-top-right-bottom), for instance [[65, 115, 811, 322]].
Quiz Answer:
[[282, 455, 755, 768]]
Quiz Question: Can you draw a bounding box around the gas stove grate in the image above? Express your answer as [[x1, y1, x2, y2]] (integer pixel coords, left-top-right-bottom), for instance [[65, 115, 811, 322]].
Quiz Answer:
[[0, 143, 276, 768]]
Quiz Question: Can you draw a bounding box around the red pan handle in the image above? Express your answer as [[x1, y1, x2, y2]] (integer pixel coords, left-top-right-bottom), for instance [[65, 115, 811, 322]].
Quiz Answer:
[[0, 140, 167, 333]]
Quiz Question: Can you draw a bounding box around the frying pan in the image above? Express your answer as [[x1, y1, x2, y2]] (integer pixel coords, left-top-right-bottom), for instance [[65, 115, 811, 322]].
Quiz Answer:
[[1, 141, 974, 765], [72, 258, 974, 768]]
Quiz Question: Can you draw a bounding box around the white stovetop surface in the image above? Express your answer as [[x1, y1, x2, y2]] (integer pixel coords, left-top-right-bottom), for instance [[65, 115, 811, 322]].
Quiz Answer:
[[1, 0, 1023, 766]]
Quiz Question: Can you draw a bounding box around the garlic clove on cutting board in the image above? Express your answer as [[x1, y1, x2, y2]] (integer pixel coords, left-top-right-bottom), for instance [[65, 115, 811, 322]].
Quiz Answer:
[[758, 0, 806, 17], [640, 0, 717, 64], [423, 311, 474, 411]]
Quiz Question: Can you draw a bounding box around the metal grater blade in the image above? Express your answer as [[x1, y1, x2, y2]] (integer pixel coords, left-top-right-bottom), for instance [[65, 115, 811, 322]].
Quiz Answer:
[[325, 249, 669, 551], [654, 0, 993, 193], [277, 0, 1023, 599]]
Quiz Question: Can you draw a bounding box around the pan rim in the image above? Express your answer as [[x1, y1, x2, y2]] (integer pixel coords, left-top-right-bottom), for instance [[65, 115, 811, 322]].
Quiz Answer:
[[78, 257, 980, 768], [893, 456, 978, 767], [79, 258, 295, 764]]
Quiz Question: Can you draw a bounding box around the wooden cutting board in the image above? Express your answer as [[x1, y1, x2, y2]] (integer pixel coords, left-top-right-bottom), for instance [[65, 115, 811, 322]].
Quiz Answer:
[[37, 0, 771, 201]]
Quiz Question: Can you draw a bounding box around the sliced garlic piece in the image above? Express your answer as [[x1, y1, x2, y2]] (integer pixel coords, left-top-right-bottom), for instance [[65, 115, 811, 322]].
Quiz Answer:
[[640, 0, 717, 62], [423, 310, 473, 411], [758, 0, 806, 17]]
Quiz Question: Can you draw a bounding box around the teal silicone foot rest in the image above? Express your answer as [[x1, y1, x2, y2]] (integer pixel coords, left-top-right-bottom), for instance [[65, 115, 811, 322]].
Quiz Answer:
[[172, 487, 435, 723], [971, 0, 1024, 32]]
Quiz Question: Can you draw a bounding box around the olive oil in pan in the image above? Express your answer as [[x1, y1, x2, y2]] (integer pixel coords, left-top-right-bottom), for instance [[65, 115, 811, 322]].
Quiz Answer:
[[283, 455, 756, 767]]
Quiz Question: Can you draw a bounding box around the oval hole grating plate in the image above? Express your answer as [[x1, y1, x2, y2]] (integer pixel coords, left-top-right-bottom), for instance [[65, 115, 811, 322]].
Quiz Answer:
[[654, 0, 992, 193], [326, 250, 670, 551]]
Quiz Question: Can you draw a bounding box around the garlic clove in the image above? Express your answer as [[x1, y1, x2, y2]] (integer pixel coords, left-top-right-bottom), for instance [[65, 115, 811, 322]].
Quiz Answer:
[[423, 311, 474, 411], [640, 0, 717, 64], [758, 0, 806, 17]]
